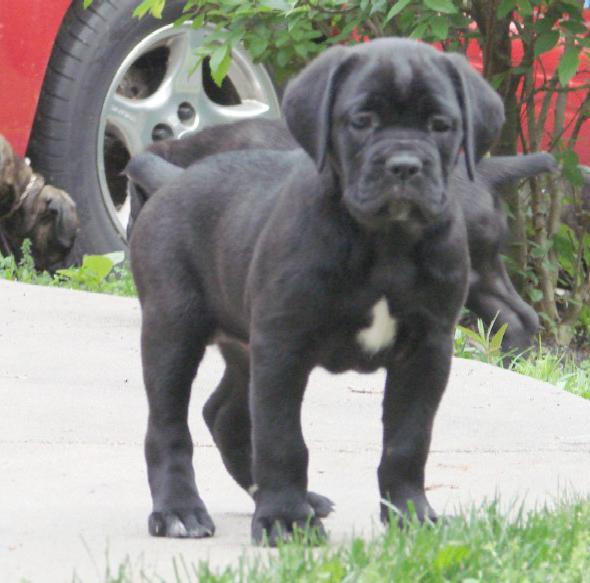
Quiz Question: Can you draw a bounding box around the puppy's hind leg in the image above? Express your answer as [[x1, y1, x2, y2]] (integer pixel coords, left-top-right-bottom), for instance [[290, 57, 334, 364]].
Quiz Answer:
[[202, 340, 253, 492], [466, 256, 539, 354], [141, 292, 216, 538], [203, 340, 334, 519]]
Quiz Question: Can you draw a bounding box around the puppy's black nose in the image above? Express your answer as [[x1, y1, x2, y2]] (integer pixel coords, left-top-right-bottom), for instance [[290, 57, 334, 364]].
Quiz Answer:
[[385, 155, 423, 181]]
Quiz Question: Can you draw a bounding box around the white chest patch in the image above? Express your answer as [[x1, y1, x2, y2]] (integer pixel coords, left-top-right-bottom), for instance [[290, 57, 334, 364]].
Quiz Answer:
[[356, 297, 397, 355]]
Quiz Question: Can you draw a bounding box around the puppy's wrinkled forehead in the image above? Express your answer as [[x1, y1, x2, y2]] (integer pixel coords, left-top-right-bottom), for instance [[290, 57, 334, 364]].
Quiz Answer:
[[336, 49, 459, 121]]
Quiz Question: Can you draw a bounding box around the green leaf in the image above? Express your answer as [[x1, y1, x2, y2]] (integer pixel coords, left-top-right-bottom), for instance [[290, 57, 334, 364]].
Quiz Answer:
[[247, 36, 269, 60], [55, 268, 76, 280], [293, 42, 309, 59], [83, 0, 93, 8], [103, 251, 125, 266], [477, 318, 486, 342], [560, 148, 584, 186], [133, 0, 165, 19], [259, 0, 290, 10], [560, 20, 587, 35], [430, 15, 449, 39], [276, 48, 291, 68], [424, 0, 458, 14], [190, 14, 205, 30], [529, 288, 544, 303], [534, 30, 560, 56], [519, 0, 533, 16], [82, 255, 115, 282], [385, 0, 413, 23], [530, 243, 548, 258], [370, 0, 388, 15], [457, 326, 486, 349], [410, 21, 429, 39], [434, 543, 470, 571], [558, 45, 580, 86], [209, 45, 231, 87], [534, 17, 558, 34], [275, 29, 291, 47], [490, 324, 508, 353], [496, 0, 517, 18]]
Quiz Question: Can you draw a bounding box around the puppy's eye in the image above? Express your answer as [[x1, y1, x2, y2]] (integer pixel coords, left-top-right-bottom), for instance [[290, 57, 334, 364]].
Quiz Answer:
[[429, 115, 453, 133], [349, 112, 377, 131]]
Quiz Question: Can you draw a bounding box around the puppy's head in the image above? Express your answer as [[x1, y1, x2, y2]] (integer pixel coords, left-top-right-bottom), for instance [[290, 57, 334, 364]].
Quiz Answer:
[[17, 183, 80, 271], [0, 135, 31, 217], [282, 38, 505, 230]]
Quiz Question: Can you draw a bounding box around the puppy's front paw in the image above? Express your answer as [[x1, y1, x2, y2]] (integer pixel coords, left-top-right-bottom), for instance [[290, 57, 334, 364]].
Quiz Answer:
[[149, 508, 215, 538], [380, 492, 438, 527], [307, 491, 335, 518], [251, 501, 326, 546]]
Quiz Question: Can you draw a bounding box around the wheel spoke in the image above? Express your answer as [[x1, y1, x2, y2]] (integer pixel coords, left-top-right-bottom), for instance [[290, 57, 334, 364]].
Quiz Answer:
[[102, 93, 159, 156], [161, 29, 204, 101], [196, 94, 274, 127], [129, 28, 206, 139]]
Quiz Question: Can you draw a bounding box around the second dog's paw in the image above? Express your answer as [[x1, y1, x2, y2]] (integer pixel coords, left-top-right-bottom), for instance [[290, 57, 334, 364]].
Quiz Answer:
[[148, 508, 215, 538]]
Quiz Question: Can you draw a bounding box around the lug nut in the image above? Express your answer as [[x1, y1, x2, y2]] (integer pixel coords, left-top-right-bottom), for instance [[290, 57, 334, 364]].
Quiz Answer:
[[178, 102, 195, 123], [152, 124, 173, 142]]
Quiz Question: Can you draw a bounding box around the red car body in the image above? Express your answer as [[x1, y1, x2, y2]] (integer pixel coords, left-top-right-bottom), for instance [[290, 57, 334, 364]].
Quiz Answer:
[[0, 0, 71, 156], [1, 2, 589, 164], [464, 15, 590, 164]]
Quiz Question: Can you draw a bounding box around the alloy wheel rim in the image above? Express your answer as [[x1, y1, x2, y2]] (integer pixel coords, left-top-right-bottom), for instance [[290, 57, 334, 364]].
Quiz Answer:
[[97, 22, 280, 238]]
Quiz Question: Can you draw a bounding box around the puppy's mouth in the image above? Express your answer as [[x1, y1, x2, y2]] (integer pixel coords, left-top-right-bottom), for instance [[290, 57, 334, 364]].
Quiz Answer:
[[346, 185, 444, 227], [374, 199, 414, 221]]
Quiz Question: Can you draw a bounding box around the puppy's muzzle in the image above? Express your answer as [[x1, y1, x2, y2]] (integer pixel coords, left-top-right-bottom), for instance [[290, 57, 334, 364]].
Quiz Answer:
[[347, 143, 445, 227]]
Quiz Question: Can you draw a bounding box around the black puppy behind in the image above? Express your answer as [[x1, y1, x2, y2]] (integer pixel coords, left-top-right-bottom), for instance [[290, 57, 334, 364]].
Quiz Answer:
[[130, 38, 505, 544], [458, 153, 557, 351], [128, 121, 555, 353], [125, 118, 296, 238]]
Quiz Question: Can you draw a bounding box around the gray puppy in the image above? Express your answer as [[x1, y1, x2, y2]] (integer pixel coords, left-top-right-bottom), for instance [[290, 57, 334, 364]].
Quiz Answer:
[[128, 120, 555, 352], [130, 38, 505, 544]]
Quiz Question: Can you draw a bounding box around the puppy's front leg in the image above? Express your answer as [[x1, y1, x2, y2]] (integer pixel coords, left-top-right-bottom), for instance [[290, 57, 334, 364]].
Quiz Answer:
[[378, 326, 454, 525], [248, 334, 324, 545], [141, 301, 215, 539]]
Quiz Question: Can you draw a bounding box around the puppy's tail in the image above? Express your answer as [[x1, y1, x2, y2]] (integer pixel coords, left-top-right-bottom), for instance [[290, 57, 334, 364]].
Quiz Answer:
[[477, 152, 558, 190], [125, 151, 184, 197], [125, 152, 184, 240]]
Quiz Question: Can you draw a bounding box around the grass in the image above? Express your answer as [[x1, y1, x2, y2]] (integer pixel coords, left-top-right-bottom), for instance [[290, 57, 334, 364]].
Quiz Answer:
[[511, 350, 590, 399], [0, 240, 136, 297], [454, 324, 590, 400], [89, 499, 590, 582]]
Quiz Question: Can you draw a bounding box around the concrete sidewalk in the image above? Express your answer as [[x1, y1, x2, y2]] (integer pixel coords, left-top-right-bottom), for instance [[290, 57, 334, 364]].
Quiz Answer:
[[1, 280, 589, 582]]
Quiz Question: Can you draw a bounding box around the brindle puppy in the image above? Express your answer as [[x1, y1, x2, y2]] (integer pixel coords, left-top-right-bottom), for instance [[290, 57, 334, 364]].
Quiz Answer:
[[0, 135, 79, 271]]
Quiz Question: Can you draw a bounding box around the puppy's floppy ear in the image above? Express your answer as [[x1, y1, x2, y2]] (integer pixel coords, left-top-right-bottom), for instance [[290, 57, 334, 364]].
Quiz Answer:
[[45, 190, 79, 248], [444, 53, 505, 181], [282, 45, 357, 172]]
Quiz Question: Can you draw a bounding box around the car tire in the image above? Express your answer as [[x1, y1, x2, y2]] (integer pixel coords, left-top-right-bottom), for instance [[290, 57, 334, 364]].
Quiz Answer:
[[28, 0, 280, 258]]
